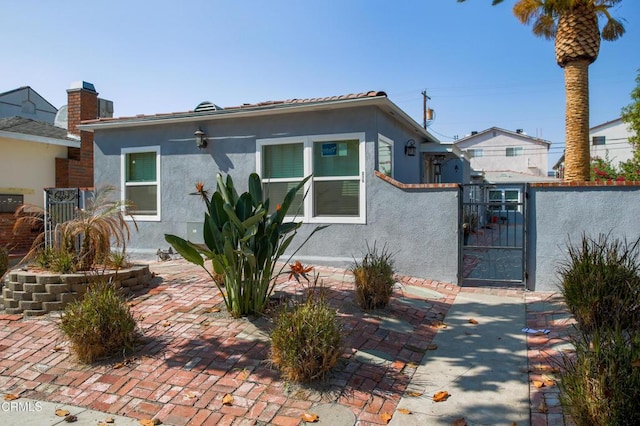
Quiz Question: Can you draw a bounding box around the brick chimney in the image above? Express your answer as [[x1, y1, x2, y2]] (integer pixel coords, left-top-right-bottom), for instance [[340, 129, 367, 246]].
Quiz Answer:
[[55, 81, 98, 188]]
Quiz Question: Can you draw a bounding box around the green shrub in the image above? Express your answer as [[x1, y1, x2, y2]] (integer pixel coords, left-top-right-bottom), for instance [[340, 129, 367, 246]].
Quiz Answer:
[[59, 281, 137, 363], [49, 249, 76, 274], [351, 242, 396, 309], [270, 295, 342, 382], [107, 250, 130, 269], [558, 234, 640, 333], [0, 246, 8, 277], [166, 173, 325, 318], [559, 328, 640, 425]]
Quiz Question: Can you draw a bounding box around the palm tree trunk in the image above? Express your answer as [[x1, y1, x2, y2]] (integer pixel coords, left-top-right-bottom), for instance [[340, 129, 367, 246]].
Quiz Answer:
[[563, 58, 591, 182]]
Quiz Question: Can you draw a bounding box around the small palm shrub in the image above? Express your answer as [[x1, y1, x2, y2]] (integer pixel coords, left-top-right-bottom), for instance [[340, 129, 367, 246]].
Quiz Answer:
[[270, 293, 342, 382], [59, 281, 137, 363], [351, 242, 396, 309], [559, 328, 640, 425], [558, 234, 640, 333]]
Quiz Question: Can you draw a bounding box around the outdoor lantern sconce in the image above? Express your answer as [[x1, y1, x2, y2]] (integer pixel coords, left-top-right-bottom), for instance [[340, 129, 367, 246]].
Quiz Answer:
[[405, 139, 417, 156], [194, 128, 207, 149]]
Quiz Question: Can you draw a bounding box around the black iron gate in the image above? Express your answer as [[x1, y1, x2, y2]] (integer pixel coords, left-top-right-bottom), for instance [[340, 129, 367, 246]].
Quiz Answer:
[[459, 183, 527, 285]]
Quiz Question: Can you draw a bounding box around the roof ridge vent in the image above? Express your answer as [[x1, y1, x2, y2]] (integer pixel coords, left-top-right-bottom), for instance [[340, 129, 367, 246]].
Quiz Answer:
[[195, 101, 224, 112]]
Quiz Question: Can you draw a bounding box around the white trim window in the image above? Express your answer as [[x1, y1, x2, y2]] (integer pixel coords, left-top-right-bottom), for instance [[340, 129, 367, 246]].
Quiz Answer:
[[257, 133, 366, 224], [377, 134, 394, 177], [506, 146, 524, 157], [488, 188, 521, 212], [121, 146, 161, 221]]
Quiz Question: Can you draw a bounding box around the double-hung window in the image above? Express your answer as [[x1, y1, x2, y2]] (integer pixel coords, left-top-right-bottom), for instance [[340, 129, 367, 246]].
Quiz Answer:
[[592, 136, 606, 145], [257, 133, 366, 224], [121, 146, 161, 221]]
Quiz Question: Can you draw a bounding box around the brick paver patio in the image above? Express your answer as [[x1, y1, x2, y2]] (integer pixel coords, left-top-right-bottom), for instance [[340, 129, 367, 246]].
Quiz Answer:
[[0, 259, 571, 425]]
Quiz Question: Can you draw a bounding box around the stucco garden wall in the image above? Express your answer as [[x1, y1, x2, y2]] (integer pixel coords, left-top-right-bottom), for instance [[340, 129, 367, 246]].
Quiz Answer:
[[290, 172, 460, 284], [527, 182, 640, 292]]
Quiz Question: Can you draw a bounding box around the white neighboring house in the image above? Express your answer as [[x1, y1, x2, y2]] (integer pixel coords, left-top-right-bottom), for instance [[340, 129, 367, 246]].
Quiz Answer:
[[454, 127, 551, 179], [553, 117, 635, 179], [590, 117, 635, 164]]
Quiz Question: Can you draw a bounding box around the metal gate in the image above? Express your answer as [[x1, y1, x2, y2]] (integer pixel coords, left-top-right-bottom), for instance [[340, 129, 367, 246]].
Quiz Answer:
[[459, 183, 527, 285], [44, 188, 92, 248]]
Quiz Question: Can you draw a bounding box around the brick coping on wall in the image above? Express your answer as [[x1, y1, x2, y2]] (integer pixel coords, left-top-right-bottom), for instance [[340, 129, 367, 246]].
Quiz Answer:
[[374, 170, 459, 189], [375, 170, 640, 190], [530, 180, 640, 188]]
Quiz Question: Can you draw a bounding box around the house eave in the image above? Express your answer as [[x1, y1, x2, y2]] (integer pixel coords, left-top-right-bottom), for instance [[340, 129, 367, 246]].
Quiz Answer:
[[0, 130, 80, 148]]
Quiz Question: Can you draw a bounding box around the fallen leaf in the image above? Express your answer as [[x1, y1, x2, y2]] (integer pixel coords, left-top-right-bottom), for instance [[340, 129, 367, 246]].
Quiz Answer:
[[542, 375, 555, 387], [406, 362, 418, 369], [532, 380, 544, 388], [207, 307, 221, 313], [397, 408, 412, 414], [53, 346, 64, 352], [201, 321, 210, 327], [64, 414, 78, 423], [98, 423, 107, 426], [162, 321, 171, 327], [632, 359, 640, 368], [427, 344, 438, 350], [222, 393, 234, 405], [184, 391, 198, 400], [238, 369, 250, 380], [105, 419, 115, 424], [451, 418, 467, 426], [468, 318, 479, 325], [55, 409, 71, 417], [139, 419, 162, 426], [433, 391, 450, 402], [301, 412, 319, 422], [380, 412, 393, 423], [538, 399, 548, 414], [405, 391, 423, 397], [434, 322, 447, 329], [3, 394, 20, 401], [113, 362, 125, 369]]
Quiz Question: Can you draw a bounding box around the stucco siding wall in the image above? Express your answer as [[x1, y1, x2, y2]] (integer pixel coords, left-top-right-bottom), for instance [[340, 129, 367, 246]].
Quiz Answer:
[[0, 137, 67, 207], [288, 176, 459, 283], [94, 106, 440, 263], [527, 185, 640, 292]]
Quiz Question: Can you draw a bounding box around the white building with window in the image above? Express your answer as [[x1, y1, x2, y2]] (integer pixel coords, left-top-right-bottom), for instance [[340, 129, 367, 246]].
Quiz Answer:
[[454, 127, 552, 178], [590, 117, 635, 164]]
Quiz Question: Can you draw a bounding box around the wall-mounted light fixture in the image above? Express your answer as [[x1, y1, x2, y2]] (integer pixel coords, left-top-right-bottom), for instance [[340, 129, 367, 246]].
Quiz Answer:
[[405, 139, 417, 156], [194, 128, 207, 149]]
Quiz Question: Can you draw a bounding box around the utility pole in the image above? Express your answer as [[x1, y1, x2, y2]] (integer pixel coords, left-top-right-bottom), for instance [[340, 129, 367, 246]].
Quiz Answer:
[[422, 90, 434, 129], [422, 90, 430, 129]]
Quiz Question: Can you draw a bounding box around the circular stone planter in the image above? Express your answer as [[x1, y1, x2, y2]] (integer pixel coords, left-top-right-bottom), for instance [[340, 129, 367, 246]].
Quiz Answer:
[[0, 264, 152, 317]]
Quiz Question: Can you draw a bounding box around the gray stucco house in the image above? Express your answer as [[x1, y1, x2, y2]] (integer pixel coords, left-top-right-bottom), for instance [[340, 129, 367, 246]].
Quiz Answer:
[[81, 90, 468, 282]]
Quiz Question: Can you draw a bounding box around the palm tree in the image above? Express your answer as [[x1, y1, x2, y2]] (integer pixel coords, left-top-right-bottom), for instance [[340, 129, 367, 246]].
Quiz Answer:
[[459, 0, 625, 181]]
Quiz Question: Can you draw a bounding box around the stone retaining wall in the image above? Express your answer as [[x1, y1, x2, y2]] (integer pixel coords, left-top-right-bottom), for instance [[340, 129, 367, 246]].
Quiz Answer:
[[0, 265, 152, 317]]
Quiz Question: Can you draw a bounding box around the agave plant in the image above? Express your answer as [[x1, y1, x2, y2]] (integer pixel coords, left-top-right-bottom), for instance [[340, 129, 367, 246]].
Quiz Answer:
[[166, 173, 325, 317]]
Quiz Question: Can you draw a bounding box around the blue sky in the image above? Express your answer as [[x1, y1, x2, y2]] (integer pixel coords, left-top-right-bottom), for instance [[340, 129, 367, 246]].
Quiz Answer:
[[3, 0, 639, 166]]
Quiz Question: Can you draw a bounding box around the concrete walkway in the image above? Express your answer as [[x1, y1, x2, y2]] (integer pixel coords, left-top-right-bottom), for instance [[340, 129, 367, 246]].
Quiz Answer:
[[390, 291, 529, 425]]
